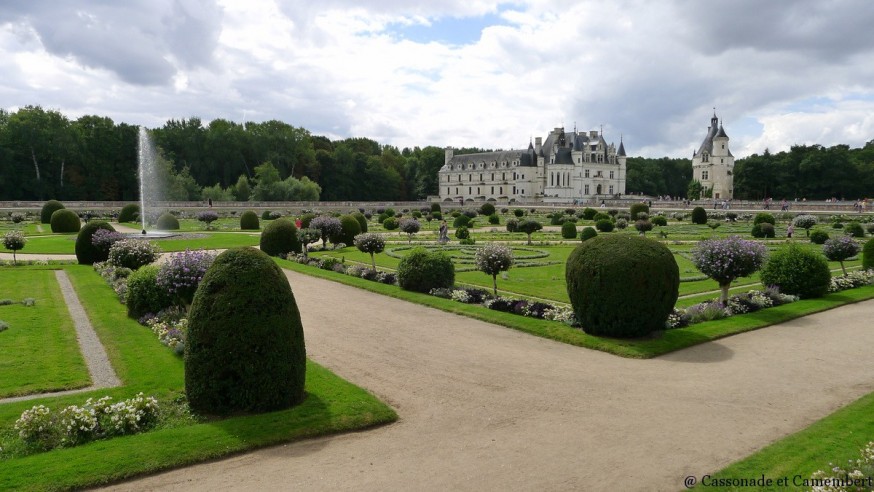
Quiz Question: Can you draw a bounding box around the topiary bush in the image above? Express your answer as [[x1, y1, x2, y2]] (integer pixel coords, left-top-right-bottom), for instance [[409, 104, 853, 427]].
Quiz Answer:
[[517, 220, 542, 245], [76, 221, 117, 265], [118, 204, 140, 223], [566, 235, 679, 338], [382, 216, 399, 231], [651, 216, 668, 227], [760, 244, 831, 299], [615, 218, 628, 229], [336, 214, 362, 245], [156, 212, 180, 230], [691, 206, 708, 225], [41, 200, 65, 224], [753, 212, 776, 225], [50, 209, 81, 233], [561, 221, 577, 239], [479, 203, 496, 216], [488, 214, 500, 225], [396, 248, 455, 293], [455, 226, 470, 240], [592, 212, 611, 223], [844, 221, 866, 238], [630, 203, 650, 221], [580, 227, 598, 241], [823, 236, 860, 275], [259, 218, 301, 257], [125, 265, 174, 319], [793, 215, 818, 236], [751, 222, 775, 238], [810, 229, 830, 244], [595, 219, 614, 232], [863, 237, 874, 271], [2, 230, 26, 265], [514, 208, 525, 218], [582, 208, 598, 220], [351, 211, 368, 233], [453, 214, 470, 228], [185, 247, 306, 415], [240, 210, 260, 230]]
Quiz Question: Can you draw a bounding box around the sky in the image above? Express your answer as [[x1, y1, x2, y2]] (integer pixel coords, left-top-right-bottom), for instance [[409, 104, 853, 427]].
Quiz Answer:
[[2, 0, 873, 159]]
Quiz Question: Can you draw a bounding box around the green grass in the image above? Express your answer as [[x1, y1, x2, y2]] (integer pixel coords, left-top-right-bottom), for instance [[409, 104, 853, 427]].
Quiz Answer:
[[0, 269, 90, 398], [0, 266, 397, 490], [697, 391, 874, 491], [277, 257, 874, 358], [17, 232, 260, 255]]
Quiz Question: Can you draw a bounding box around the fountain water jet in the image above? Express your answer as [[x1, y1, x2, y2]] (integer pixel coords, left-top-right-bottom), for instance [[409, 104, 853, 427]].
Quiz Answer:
[[134, 127, 177, 239]]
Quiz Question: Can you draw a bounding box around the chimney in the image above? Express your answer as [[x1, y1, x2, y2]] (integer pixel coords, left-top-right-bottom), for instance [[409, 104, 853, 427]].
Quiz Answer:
[[535, 137, 542, 154], [444, 147, 454, 165]]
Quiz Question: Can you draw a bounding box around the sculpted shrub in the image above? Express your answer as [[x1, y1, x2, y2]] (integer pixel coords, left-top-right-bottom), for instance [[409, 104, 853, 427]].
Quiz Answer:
[[595, 219, 614, 232], [351, 211, 368, 233], [125, 265, 174, 318], [399, 218, 421, 244], [475, 243, 513, 295], [845, 221, 866, 238], [517, 220, 542, 245], [823, 236, 860, 275], [397, 248, 455, 293], [156, 212, 180, 230], [3, 230, 26, 264], [335, 214, 361, 245], [691, 207, 708, 225], [580, 227, 598, 241], [692, 236, 768, 303], [753, 212, 776, 225], [863, 237, 874, 271], [760, 244, 831, 299], [630, 203, 649, 221], [793, 215, 817, 236], [118, 204, 140, 223], [196, 210, 219, 229], [561, 221, 577, 239], [354, 232, 386, 271], [809, 229, 829, 244], [40, 200, 65, 224], [259, 218, 301, 257], [50, 209, 81, 233], [382, 216, 399, 231], [240, 210, 260, 230], [75, 221, 117, 265], [506, 218, 519, 233]]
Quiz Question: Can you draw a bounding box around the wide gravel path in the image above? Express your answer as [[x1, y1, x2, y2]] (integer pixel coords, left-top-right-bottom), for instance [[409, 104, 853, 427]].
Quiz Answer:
[[107, 271, 874, 491]]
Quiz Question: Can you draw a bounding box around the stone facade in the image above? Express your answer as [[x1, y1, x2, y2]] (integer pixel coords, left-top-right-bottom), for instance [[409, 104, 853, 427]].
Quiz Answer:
[[438, 127, 627, 203], [691, 113, 734, 199]]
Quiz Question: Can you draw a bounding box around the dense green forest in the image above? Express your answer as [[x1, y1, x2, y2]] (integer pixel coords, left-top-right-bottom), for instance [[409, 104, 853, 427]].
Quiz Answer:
[[1, 106, 871, 201]]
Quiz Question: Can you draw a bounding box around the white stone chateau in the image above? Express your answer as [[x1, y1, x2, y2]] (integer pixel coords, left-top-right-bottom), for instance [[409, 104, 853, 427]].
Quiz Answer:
[[691, 112, 734, 199], [438, 127, 627, 203]]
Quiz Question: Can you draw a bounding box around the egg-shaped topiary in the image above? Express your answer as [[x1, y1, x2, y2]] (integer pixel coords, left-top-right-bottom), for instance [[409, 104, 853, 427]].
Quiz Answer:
[[185, 247, 306, 415], [75, 221, 117, 265], [259, 218, 301, 257], [41, 200, 65, 224], [809, 229, 830, 244], [334, 214, 361, 245], [118, 204, 140, 223], [629, 203, 649, 221], [862, 237, 874, 270], [240, 210, 260, 230], [580, 226, 598, 241], [760, 243, 831, 299], [50, 209, 81, 233], [691, 207, 708, 225], [351, 211, 368, 233], [397, 248, 455, 293], [156, 212, 180, 230], [566, 235, 679, 338], [561, 221, 578, 239]]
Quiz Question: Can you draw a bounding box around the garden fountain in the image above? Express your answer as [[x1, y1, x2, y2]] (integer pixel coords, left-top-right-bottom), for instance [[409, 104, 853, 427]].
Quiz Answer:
[[134, 127, 177, 238]]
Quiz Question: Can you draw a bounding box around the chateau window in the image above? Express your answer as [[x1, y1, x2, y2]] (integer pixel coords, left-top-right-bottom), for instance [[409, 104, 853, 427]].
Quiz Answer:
[[702, 171, 709, 180], [609, 185, 614, 194], [447, 187, 449, 194], [703, 153, 709, 163], [491, 186, 494, 194], [502, 172, 505, 180], [722, 144, 725, 149], [513, 186, 516, 194], [477, 187, 481, 194], [469, 174, 472, 182], [609, 171, 614, 179], [458, 175, 461, 182], [500, 186, 503, 194], [480, 174, 483, 181], [584, 184, 590, 194], [491, 173, 494, 181], [584, 169, 590, 178], [469, 187, 471, 194], [720, 158, 723, 164], [578, 158, 581, 163]]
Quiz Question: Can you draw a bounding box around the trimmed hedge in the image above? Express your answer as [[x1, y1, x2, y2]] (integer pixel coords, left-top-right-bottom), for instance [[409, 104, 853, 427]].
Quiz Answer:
[[50, 209, 81, 233], [760, 243, 831, 299], [240, 210, 260, 230], [566, 235, 679, 338], [156, 212, 180, 230], [397, 248, 455, 293], [75, 221, 116, 265], [40, 200, 65, 224], [125, 265, 174, 318], [691, 207, 708, 225], [118, 204, 140, 223], [259, 218, 301, 257], [185, 247, 306, 415]]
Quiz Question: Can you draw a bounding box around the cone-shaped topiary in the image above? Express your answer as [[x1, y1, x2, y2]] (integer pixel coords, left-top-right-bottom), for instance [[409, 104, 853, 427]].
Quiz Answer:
[[863, 237, 874, 270], [41, 200, 65, 224], [185, 247, 306, 415], [50, 209, 81, 233], [240, 210, 260, 230], [259, 218, 301, 257], [156, 212, 180, 230], [691, 206, 708, 225], [351, 211, 368, 233], [118, 204, 140, 223], [760, 243, 831, 299], [76, 221, 117, 264], [397, 248, 455, 293], [566, 235, 679, 338]]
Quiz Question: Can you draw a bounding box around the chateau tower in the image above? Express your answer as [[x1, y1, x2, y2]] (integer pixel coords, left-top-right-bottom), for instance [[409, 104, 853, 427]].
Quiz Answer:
[[692, 111, 734, 199]]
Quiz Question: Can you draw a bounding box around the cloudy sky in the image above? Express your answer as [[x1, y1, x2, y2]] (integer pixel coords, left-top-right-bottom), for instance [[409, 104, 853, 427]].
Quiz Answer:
[[2, 0, 873, 158]]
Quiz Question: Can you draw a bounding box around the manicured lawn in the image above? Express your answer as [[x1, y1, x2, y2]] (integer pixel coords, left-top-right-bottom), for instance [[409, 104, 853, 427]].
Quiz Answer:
[[0, 268, 90, 398], [17, 232, 261, 255], [0, 266, 397, 490]]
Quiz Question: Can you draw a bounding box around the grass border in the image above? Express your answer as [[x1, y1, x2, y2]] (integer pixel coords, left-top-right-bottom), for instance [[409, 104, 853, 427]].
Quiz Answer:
[[0, 266, 397, 491], [277, 258, 874, 358]]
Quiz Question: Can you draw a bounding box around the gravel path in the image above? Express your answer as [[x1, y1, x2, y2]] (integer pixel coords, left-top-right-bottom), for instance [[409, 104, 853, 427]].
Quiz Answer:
[[0, 271, 121, 404], [106, 270, 874, 492]]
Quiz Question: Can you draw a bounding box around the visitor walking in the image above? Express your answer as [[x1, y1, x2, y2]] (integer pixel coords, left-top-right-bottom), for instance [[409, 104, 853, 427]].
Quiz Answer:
[[787, 224, 794, 239], [438, 220, 449, 244]]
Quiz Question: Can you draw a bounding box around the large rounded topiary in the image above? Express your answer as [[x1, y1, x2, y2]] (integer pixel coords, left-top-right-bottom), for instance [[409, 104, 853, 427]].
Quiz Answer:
[[810, 229, 830, 244], [185, 247, 306, 415], [351, 211, 368, 233], [240, 210, 260, 230], [335, 214, 362, 245], [863, 237, 874, 270], [844, 221, 866, 238], [580, 227, 598, 241], [561, 221, 578, 239], [156, 212, 180, 230], [75, 221, 117, 265], [259, 218, 301, 257], [41, 200, 65, 224], [118, 204, 140, 223], [691, 206, 708, 225], [50, 209, 81, 233], [397, 248, 455, 293], [566, 235, 679, 338], [753, 212, 776, 225], [629, 203, 649, 221], [595, 219, 614, 232], [760, 244, 831, 299]]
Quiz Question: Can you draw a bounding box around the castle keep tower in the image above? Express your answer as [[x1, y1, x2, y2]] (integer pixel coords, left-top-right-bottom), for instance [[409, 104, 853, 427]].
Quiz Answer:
[[692, 112, 734, 199]]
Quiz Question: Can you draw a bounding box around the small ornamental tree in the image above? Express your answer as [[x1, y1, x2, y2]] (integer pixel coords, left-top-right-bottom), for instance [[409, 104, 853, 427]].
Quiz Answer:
[[455, 226, 470, 240], [309, 216, 343, 247], [692, 236, 768, 304], [196, 210, 219, 230], [399, 218, 421, 244], [629, 203, 649, 221], [475, 243, 514, 295], [297, 228, 321, 257], [517, 220, 542, 245], [635, 219, 653, 236], [3, 230, 26, 264], [505, 218, 519, 233], [354, 233, 386, 271], [793, 215, 817, 237], [823, 236, 860, 275]]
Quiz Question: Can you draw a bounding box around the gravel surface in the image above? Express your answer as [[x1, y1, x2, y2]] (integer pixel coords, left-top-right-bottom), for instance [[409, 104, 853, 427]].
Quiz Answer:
[[104, 270, 874, 492]]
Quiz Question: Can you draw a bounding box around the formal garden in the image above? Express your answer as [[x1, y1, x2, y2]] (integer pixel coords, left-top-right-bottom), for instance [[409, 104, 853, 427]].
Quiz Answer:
[[2, 199, 874, 490]]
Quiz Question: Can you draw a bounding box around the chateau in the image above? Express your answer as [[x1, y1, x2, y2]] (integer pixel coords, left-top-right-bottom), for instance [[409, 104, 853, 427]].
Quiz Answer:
[[691, 112, 734, 199], [438, 127, 627, 203]]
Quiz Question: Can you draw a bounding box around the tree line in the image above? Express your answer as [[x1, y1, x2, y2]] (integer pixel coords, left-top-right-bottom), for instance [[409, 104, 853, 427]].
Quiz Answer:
[[1, 105, 871, 202]]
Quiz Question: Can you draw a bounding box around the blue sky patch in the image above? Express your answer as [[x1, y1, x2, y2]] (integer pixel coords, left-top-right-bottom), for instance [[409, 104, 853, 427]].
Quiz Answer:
[[387, 12, 509, 45]]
